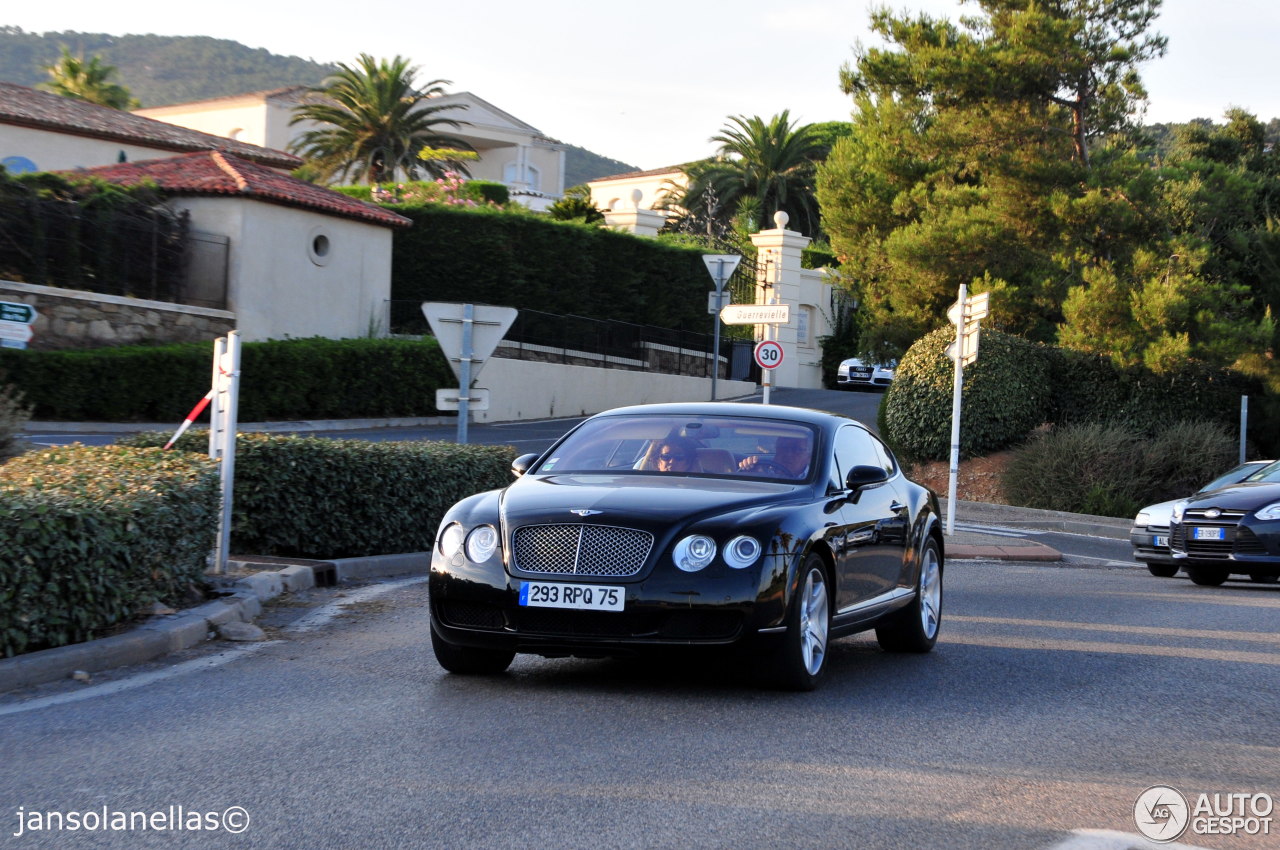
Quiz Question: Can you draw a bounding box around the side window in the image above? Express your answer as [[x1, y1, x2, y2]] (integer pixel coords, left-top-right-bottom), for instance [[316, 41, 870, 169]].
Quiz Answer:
[[869, 433, 897, 476], [834, 425, 894, 485]]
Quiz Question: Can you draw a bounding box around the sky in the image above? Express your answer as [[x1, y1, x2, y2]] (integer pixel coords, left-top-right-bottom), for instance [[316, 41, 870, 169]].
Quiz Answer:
[[6, 0, 1279, 171]]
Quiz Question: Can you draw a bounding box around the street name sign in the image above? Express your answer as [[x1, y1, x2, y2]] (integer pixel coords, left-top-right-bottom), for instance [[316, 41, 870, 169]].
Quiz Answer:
[[721, 304, 790, 325]]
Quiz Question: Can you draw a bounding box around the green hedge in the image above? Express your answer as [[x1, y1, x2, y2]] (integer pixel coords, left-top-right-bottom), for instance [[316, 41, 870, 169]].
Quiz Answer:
[[388, 204, 712, 333], [122, 431, 518, 558], [883, 327, 1268, 462], [0, 445, 219, 657], [0, 336, 454, 422], [881, 328, 1054, 461]]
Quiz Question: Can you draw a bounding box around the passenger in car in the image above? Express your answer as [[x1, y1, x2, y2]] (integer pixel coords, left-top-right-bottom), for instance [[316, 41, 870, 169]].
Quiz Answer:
[[644, 437, 700, 473]]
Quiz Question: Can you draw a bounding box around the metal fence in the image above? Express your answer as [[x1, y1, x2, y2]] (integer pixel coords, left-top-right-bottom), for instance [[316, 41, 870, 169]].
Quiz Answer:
[[390, 302, 757, 380], [0, 199, 228, 308]]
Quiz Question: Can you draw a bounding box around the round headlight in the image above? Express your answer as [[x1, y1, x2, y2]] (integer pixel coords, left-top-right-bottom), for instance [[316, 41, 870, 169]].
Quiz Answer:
[[465, 525, 499, 562], [673, 535, 717, 572], [438, 522, 465, 556], [1256, 502, 1280, 521], [724, 535, 762, 569]]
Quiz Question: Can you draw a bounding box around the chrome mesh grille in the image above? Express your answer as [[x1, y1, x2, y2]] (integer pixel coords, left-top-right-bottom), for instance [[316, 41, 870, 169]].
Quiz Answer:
[[512, 524, 653, 577]]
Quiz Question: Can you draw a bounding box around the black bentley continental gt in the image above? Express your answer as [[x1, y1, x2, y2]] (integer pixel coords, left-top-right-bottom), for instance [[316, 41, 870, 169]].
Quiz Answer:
[[428, 402, 944, 690]]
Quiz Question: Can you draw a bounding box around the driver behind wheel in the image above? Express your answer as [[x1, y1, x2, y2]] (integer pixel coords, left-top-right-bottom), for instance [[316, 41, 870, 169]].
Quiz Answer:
[[739, 434, 811, 478]]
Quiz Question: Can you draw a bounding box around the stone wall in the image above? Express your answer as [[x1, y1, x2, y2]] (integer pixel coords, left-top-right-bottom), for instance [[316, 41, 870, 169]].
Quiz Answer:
[[0, 280, 235, 350]]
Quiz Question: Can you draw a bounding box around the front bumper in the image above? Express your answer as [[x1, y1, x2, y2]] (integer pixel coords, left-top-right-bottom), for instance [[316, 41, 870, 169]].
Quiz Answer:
[[1129, 525, 1174, 564], [429, 553, 787, 657]]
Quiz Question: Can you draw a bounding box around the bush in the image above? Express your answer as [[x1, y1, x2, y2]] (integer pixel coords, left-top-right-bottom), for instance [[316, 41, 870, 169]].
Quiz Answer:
[[122, 431, 518, 558], [0, 336, 454, 422], [881, 328, 1055, 462], [1001, 420, 1237, 517], [0, 445, 219, 657]]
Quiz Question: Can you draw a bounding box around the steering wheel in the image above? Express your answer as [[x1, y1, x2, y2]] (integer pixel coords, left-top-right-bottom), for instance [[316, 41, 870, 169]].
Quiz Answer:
[[744, 456, 792, 477]]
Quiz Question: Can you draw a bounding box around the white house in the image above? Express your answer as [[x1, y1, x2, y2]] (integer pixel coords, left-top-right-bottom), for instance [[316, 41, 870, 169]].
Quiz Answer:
[[587, 165, 687, 215], [135, 88, 567, 210], [0, 81, 300, 173], [72, 151, 411, 343]]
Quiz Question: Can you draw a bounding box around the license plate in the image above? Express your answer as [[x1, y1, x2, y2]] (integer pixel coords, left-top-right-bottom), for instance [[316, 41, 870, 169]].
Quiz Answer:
[[520, 582, 624, 611], [1192, 527, 1225, 541], [1153, 535, 1169, 547]]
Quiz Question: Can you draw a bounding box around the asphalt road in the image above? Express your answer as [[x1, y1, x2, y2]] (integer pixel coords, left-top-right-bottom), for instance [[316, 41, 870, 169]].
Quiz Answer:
[[3, 559, 1277, 849]]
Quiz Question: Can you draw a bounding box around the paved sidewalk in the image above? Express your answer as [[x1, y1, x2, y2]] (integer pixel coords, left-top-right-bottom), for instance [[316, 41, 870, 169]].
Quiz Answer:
[[942, 499, 1131, 563]]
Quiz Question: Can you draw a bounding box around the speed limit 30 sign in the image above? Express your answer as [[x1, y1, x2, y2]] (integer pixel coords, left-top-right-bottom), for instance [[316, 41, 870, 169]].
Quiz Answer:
[[753, 340, 784, 370]]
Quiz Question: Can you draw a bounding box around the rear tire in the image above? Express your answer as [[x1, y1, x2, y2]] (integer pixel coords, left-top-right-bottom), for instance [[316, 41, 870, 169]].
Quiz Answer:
[[1186, 566, 1229, 587], [876, 537, 943, 653], [431, 622, 515, 674], [1146, 563, 1179, 578]]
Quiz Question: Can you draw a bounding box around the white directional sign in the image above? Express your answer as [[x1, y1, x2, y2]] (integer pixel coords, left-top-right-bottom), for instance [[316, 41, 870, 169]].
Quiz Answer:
[[754, 340, 784, 370], [0, 301, 38, 350], [422, 302, 518, 383], [947, 291, 990, 327], [946, 331, 979, 366], [721, 304, 790, 325]]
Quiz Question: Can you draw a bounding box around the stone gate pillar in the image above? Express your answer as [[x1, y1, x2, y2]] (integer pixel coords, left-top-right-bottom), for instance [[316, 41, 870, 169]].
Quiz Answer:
[[749, 211, 811, 389]]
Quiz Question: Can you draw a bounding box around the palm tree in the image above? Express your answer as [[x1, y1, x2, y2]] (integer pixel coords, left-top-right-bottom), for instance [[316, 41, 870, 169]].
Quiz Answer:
[[289, 54, 473, 185], [40, 47, 138, 110], [675, 111, 825, 236]]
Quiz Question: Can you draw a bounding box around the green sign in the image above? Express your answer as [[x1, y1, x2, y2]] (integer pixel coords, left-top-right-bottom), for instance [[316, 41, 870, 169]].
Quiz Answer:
[[0, 302, 35, 324]]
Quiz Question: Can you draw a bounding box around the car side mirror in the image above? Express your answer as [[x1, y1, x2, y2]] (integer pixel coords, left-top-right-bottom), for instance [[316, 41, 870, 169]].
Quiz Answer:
[[845, 465, 889, 491], [511, 453, 540, 477]]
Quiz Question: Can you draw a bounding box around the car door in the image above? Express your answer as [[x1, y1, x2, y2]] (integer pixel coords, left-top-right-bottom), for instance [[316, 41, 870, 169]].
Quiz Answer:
[[830, 425, 910, 611]]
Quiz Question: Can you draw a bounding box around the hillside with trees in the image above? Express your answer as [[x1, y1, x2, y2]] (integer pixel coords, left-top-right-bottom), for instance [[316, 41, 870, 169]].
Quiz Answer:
[[0, 27, 638, 182]]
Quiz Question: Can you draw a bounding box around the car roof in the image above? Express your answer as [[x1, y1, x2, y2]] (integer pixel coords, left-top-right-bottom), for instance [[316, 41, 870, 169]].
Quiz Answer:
[[590, 402, 863, 431]]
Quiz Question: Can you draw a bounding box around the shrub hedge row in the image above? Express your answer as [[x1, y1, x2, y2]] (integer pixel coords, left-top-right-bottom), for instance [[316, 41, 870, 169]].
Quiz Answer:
[[0, 336, 454, 422], [388, 204, 713, 333], [122, 431, 518, 559], [883, 327, 1268, 462], [1001, 420, 1238, 517], [0, 445, 220, 657]]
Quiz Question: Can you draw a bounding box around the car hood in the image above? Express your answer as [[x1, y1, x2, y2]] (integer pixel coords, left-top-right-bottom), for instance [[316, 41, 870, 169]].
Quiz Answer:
[[501, 473, 804, 528], [1135, 497, 1180, 526], [1182, 482, 1280, 511]]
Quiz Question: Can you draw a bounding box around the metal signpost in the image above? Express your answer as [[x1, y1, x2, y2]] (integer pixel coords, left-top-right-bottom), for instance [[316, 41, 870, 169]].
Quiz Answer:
[[208, 331, 242, 575], [0, 301, 38, 349], [423, 302, 518, 444], [944, 286, 990, 535], [753, 339, 784, 403], [702, 254, 741, 401]]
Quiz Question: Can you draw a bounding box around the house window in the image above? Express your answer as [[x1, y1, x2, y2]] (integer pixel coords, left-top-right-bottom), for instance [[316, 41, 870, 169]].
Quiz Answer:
[[503, 161, 541, 191], [307, 226, 332, 266]]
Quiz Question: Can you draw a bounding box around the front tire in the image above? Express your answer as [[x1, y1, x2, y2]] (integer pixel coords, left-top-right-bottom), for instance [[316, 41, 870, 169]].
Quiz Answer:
[[876, 537, 943, 653], [431, 622, 515, 674], [1186, 566, 1229, 587], [765, 555, 831, 691], [1147, 563, 1179, 578]]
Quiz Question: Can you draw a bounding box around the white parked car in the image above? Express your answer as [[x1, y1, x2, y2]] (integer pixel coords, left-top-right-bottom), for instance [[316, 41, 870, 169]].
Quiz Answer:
[[837, 357, 896, 390]]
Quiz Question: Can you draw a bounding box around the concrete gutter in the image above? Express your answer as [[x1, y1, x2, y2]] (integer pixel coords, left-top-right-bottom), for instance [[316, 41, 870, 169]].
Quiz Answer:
[[0, 553, 428, 694]]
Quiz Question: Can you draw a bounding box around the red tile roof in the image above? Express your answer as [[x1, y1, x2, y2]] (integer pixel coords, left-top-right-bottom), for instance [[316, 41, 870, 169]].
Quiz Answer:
[[0, 81, 301, 170], [77, 152, 412, 228]]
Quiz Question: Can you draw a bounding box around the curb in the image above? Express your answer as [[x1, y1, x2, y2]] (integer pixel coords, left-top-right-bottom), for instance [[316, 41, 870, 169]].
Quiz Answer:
[[0, 552, 429, 694], [947, 542, 1062, 562]]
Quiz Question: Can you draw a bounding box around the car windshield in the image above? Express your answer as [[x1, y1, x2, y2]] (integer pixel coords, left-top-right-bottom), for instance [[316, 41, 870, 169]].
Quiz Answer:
[[535, 414, 818, 482], [1245, 460, 1280, 484]]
